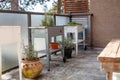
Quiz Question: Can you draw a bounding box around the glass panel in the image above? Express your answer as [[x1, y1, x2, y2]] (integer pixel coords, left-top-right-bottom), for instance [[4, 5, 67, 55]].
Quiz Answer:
[[50, 37, 54, 42], [72, 17, 88, 28], [31, 15, 44, 27], [0, 13, 28, 45], [56, 35, 62, 42], [31, 29, 48, 57], [2, 43, 18, 72], [56, 16, 69, 26]]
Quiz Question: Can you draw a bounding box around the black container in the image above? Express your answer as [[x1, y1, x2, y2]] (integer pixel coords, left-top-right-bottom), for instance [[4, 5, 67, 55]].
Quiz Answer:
[[64, 48, 72, 58]]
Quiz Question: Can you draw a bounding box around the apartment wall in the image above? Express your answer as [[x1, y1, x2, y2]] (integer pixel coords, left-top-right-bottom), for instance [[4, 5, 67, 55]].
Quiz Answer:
[[90, 0, 120, 47]]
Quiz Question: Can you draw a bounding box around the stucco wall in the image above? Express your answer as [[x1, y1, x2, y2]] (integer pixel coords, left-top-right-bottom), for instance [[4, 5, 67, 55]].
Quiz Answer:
[[90, 0, 120, 47]]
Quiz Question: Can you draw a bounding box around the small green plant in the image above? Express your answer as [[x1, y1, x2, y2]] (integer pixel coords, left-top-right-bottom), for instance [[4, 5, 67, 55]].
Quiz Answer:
[[64, 37, 74, 49], [22, 43, 38, 61], [41, 13, 54, 26], [67, 21, 82, 26], [58, 37, 74, 49]]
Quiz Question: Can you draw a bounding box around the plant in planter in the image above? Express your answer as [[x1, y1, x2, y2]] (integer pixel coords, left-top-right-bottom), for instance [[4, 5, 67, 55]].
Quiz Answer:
[[49, 42, 59, 49], [66, 21, 82, 26], [22, 43, 43, 79], [65, 21, 82, 39], [41, 12, 54, 27], [41, 13, 60, 50], [64, 37, 74, 58]]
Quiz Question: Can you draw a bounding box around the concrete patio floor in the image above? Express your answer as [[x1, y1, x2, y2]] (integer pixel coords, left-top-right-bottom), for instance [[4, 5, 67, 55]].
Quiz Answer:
[[2, 48, 106, 80]]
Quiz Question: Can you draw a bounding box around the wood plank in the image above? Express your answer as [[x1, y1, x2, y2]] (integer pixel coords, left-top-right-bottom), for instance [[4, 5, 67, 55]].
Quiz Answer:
[[116, 42, 120, 58], [97, 40, 114, 61], [106, 72, 112, 80], [101, 62, 120, 72], [98, 39, 120, 62], [108, 40, 120, 58], [98, 39, 120, 80]]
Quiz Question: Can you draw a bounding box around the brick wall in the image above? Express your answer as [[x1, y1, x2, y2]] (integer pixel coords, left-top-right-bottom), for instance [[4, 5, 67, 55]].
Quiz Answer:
[[64, 0, 88, 13]]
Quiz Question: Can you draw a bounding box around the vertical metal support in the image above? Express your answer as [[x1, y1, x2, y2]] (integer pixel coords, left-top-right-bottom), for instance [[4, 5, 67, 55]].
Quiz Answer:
[[0, 46, 2, 80], [69, 12, 72, 22], [87, 15, 92, 46], [53, 14, 56, 26], [45, 29, 50, 71], [83, 28, 86, 49], [75, 28, 78, 55], [62, 28, 65, 61], [27, 14, 32, 45]]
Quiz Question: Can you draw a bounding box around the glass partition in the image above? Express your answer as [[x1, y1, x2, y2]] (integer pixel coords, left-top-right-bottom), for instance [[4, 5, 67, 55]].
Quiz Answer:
[[31, 15, 44, 27], [0, 13, 28, 45], [31, 28, 48, 57], [56, 16, 69, 26]]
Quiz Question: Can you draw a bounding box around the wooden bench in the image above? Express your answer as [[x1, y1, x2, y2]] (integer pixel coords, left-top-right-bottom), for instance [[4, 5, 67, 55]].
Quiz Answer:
[[97, 39, 120, 80]]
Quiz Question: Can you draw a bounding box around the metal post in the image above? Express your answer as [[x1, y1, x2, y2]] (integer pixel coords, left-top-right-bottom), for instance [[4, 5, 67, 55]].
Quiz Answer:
[[45, 29, 50, 71], [0, 46, 2, 80], [87, 15, 92, 47], [27, 14, 32, 45], [53, 14, 56, 26], [69, 12, 72, 22]]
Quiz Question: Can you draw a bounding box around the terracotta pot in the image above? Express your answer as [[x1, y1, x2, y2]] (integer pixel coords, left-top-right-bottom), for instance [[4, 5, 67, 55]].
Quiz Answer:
[[49, 42, 59, 49], [22, 58, 43, 79]]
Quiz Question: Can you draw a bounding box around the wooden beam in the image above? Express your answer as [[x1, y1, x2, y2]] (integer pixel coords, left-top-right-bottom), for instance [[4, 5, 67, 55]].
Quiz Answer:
[[106, 72, 112, 80]]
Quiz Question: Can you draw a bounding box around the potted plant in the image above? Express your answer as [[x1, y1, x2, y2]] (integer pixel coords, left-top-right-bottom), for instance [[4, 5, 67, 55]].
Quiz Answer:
[[66, 21, 82, 26], [41, 12, 54, 27], [64, 37, 74, 58], [49, 42, 59, 49], [22, 43, 43, 79], [41, 12, 60, 50]]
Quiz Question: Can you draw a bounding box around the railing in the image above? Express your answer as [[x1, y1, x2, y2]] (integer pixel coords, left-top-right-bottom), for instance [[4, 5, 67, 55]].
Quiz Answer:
[[0, 10, 92, 72], [70, 13, 93, 46]]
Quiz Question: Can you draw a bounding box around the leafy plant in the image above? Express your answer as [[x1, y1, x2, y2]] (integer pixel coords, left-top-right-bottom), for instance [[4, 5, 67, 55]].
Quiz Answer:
[[58, 37, 74, 49], [41, 13, 54, 26], [22, 43, 38, 61], [67, 21, 82, 26], [64, 37, 74, 49]]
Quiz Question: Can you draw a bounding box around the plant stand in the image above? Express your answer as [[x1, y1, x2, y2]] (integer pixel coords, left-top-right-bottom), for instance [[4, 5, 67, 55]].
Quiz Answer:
[[64, 26, 86, 55], [29, 26, 65, 71]]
